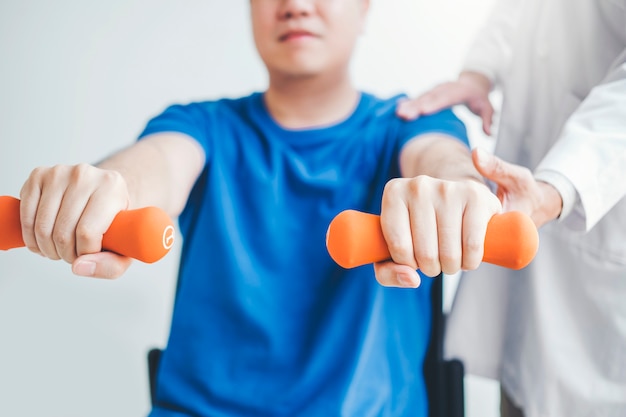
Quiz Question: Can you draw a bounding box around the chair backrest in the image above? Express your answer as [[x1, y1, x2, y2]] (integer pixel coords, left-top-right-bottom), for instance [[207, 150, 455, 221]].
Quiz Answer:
[[424, 274, 465, 417], [147, 348, 161, 405]]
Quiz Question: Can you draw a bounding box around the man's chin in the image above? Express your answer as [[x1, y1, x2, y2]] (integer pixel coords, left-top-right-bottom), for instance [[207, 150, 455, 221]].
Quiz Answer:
[[271, 66, 324, 80], [266, 57, 330, 78]]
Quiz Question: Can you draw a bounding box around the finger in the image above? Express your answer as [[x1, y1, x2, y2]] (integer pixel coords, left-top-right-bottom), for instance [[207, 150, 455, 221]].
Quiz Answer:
[[412, 93, 453, 116], [50, 164, 97, 262], [472, 148, 532, 191], [396, 97, 428, 120], [23, 166, 75, 260], [390, 177, 442, 277], [409, 200, 441, 278], [72, 252, 133, 279], [380, 179, 418, 269], [435, 203, 463, 276], [19, 179, 43, 256], [421, 83, 484, 115], [75, 192, 128, 258], [374, 261, 421, 288], [480, 102, 495, 136], [466, 95, 495, 136], [460, 203, 494, 271], [53, 188, 93, 263], [397, 84, 463, 120], [33, 185, 68, 260]]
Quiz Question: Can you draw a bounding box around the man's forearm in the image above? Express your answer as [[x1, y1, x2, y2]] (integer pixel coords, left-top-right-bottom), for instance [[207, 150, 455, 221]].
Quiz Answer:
[[97, 133, 205, 217]]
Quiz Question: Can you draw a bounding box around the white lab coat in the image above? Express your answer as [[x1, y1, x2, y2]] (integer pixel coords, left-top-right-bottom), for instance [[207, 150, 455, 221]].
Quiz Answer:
[[444, 0, 626, 416]]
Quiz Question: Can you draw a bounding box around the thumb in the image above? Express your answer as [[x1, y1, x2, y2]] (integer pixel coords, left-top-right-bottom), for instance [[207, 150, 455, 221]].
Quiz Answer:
[[373, 261, 422, 288], [72, 252, 133, 279], [473, 148, 514, 186]]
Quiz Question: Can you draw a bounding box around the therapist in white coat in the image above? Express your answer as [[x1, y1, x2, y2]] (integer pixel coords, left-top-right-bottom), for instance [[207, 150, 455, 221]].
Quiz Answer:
[[396, 0, 626, 416]]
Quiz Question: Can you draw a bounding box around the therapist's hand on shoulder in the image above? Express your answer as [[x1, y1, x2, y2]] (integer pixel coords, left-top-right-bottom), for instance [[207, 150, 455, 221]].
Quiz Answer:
[[397, 71, 495, 135]]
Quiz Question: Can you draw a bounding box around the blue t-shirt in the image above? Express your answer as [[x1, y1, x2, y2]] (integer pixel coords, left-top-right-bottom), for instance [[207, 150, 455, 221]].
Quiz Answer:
[[139, 92, 467, 417]]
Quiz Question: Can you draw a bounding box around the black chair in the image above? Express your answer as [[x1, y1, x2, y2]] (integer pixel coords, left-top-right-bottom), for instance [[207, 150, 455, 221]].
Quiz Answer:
[[147, 347, 162, 406], [424, 274, 465, 417], [148, 274, 465, 415]]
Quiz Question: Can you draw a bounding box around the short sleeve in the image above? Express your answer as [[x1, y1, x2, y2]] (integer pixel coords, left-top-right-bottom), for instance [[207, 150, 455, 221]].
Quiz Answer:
[[398, 108, 469, 149], [138, 103, 213, 159]]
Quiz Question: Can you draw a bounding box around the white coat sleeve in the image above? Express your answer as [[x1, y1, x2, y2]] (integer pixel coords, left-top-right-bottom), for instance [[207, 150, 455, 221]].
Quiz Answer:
[[461, 0, 524, 85], [535, 52, 626, 231]]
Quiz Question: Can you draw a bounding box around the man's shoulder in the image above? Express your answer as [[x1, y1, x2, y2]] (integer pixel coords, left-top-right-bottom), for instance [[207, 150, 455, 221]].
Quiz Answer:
[[139, 93, 262, 142], [359, 92, 407, 118], [168, 92, 260, 116], [359, 92, 463, 133], [358, 91, 468, 146]]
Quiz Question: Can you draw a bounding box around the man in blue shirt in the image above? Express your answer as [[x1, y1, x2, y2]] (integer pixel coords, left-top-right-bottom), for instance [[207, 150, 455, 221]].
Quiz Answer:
[[17, 1, 501, 415]]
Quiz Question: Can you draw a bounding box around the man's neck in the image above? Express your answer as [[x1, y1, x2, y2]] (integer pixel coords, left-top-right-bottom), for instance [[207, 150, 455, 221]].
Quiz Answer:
[[264, 71, 359, 129]]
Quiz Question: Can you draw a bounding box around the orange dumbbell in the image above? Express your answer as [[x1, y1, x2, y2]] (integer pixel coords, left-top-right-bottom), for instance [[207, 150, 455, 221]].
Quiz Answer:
[[326, 209, 538, 270], [0, 196, 175, 263]]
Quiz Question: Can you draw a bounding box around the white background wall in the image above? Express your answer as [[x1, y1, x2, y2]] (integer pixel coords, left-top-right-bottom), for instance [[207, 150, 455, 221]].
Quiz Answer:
[[0, 0, 498, 415]]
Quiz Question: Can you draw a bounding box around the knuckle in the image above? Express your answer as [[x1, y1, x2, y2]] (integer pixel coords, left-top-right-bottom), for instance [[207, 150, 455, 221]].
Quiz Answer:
[[464, 237, 484, 254], [406, 176, 430, 198], [382, 235, 417, 269], [75, 223, 98, 242], [385, 239, 411, 264], [383, 178, 403, 196], [100, 169, 118, 183], [382, 179, 405, 206], [101, 170, 129, 198], [49, 164, 69, 181], [70, 163, 88, 178], [52, 228, 72, 247], [436, 179, 454, 197], [407, 178, 421, 195], [415, 249, 438, 270], [30, 166, 45, 177], [34, 222, 52, 239], [103, 169, 124, 186], [21, 217, 35, 233], [69, 163, 96, 183], [29, 166, 50, 181]]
